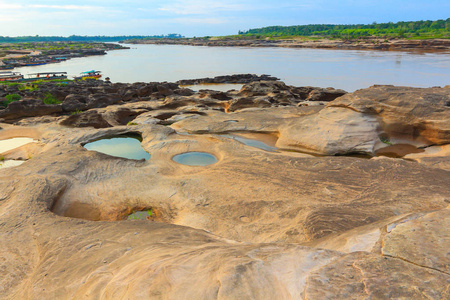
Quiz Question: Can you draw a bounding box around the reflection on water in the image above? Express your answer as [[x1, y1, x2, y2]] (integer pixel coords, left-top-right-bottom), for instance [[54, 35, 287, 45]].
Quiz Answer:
[[13, 44, 450, 91], [83, 134, 150, 160], [220, 134, 278, 152], [376, 144, 424, 158], [172, 152, 217, 166]]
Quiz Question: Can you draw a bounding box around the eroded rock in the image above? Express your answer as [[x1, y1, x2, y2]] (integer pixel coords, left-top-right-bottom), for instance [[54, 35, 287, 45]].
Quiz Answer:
[[0, 81, 449, 299]]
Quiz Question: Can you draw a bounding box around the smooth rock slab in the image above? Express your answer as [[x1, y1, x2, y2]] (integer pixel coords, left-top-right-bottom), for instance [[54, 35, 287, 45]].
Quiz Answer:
[[382, 208, 450, 274], [277, 107, 381, 155]]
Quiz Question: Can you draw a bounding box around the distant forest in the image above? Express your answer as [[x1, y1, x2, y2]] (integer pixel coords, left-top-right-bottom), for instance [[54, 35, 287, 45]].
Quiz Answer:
[[238, 19, 450, 39], [0, 34, 184, 43]]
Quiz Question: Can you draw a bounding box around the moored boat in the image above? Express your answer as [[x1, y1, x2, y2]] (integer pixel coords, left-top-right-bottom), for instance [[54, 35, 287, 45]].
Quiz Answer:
[[0, 71, 24, 81], [74, 70, 102, 80], [0, 65, 14, 70], [20, 61, 47, 66], [20, 72, 68, 81]]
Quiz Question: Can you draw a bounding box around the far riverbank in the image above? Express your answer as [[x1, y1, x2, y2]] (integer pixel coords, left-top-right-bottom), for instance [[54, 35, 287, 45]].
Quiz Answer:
[[123, 37, 450, 52]]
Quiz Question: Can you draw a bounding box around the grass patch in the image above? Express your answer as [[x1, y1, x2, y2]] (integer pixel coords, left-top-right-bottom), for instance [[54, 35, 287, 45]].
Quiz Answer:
[[379, 134, 393, 145], [0, 82, 21, 87], [18, 83, 39, 91], [71, 109, 83, 115], [1, 93, 21, 107], [42, 93, 61, 105]]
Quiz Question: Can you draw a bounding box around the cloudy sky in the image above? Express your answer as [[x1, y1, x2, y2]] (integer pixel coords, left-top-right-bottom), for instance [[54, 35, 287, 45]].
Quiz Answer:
[[1, 0, 448, 37]]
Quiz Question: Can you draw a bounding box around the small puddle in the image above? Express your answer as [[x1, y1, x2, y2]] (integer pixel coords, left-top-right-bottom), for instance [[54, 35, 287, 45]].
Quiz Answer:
[[0, 137, 36, 153], [180, 83, 244, 92], [376, 144, 425, 158], [0, 160, 25, 169], [128, 209, 154, 220], [83, 133, 151, 160], [172, 152, 218, 166], [220, 132, 278, 152]]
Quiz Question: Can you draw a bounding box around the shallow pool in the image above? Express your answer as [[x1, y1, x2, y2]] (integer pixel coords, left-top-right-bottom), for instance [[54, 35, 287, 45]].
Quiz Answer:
[[220, 134, 278, 152], [0, 137, 36, 153], [128, 209, 153, 220], [83, 134, 151, 160], [0, 160, 25, 169], [172, 152, 218, 166], [180, 83, 243, 92]]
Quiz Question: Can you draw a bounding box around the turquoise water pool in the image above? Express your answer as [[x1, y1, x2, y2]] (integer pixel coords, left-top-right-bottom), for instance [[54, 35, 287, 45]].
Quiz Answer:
[[172, 152, 217, 166], [83, 134, 150, 160]]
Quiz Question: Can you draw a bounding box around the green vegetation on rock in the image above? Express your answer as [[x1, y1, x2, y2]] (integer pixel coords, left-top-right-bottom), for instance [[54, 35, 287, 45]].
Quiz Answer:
[[1, 93, 21, 107], [42, 93, 61, 105]]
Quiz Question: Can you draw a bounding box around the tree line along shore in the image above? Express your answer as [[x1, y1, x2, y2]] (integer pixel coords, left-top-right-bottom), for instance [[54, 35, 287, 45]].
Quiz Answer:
[[123, 19, 450, 51], [1, 19, 449, 64]]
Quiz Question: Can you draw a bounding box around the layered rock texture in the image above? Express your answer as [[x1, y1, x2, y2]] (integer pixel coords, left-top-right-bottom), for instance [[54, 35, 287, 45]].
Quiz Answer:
[[1, 76, 449, 299]]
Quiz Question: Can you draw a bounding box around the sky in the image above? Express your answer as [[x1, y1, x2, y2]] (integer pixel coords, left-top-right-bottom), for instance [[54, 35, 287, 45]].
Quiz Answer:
[[1, 0, 449, 37]]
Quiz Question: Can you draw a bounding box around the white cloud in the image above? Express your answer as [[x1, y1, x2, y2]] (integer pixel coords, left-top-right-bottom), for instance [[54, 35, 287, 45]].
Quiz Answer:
[[159, 0, 248, 15], [0, 3, 23, 9], [29, 4, 103, 11], [173, 17, 229, 24]]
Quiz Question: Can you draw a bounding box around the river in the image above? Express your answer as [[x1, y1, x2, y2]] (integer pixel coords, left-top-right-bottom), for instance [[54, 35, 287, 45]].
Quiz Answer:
[[14, 44, 450, 92]]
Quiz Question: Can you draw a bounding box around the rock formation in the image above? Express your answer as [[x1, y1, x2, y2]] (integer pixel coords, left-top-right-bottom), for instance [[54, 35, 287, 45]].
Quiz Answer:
[[0, 77, 449, 299]]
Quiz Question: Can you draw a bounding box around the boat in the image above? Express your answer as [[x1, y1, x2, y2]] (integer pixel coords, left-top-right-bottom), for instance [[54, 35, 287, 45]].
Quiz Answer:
[[20, 61, 47, 66], [74, 70, 102, 80], [0, 65, 14, 70], [20, 72, 68, 81], [0, 71, 24, 82]]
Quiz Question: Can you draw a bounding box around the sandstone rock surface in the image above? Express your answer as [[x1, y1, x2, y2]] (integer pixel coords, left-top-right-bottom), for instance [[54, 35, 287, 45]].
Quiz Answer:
[[0, 79, 449, 299]]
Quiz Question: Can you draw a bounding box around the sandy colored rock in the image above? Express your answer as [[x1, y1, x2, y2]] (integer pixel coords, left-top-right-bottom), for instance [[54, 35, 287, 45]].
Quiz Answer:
[[306, 252, 449, 299], [329, 85, 450, 146], [277, 107, 381, 155], [404, 144, 450, 170], [0, 82, 449, 299], [382, 208, 450, 274]]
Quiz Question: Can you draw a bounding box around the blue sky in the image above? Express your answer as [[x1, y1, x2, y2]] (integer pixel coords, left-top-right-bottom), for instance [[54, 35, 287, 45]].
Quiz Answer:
[[1, 0, 449, 37]]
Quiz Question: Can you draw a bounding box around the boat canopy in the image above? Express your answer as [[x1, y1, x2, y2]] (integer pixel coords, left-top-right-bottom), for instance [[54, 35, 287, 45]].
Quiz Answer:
[[0, 71, 22, 77], [81, 70, 101, 74], [27, 72, 67, 75], [0, 71, 21, 75]]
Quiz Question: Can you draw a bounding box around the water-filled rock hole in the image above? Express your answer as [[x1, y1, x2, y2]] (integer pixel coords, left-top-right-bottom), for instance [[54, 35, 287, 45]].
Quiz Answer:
[[376, 144, 425, 158], [83, 133, 151, 160], [172, 152, 218, 166], [128, 208, 155, 220], [180, 83, 244, 92], [220, 133, 278, 152], [0, 137, 36, 153], [0, 137, 37, 169]]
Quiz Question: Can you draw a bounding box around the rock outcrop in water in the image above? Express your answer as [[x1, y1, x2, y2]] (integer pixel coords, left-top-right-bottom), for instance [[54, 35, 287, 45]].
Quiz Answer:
[[0, 76, 449, 299], [176, 74, 279, 84]]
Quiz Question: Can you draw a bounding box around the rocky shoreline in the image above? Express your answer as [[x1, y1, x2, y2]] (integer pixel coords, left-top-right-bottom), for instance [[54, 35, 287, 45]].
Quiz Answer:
[[0, 75, 449, 298], [124, 37, 450, 52], [0, 43, 129, 70], [0, 74, 347, 122]]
